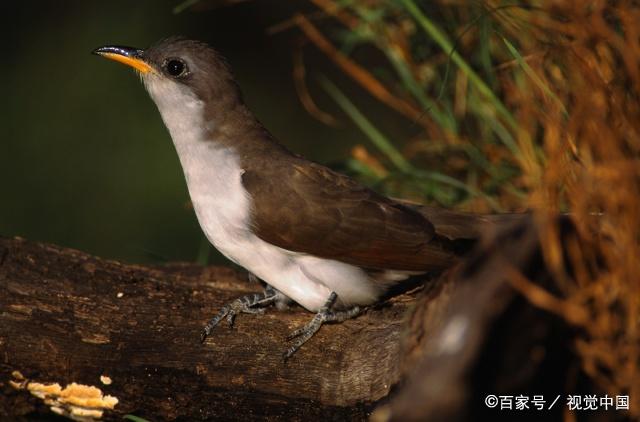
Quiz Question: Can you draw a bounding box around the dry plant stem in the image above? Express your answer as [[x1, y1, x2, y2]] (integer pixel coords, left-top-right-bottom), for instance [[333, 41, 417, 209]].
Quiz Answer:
[[309, 0, 359, 29], [292, 46, 338, 126], [504, 264, 588, 326], [517, 2, 640, 414], [292, 13, 429, 129], [311, 0, 444, 131]]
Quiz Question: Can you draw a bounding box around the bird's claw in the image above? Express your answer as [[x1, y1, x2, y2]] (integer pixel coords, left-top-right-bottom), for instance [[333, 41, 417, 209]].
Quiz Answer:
[[200, 288, 277, 343], [283, 292, 363, 361]]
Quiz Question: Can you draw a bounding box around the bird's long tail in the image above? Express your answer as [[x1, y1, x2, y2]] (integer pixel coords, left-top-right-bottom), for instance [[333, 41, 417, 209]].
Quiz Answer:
[[416, 206, 529, 241]]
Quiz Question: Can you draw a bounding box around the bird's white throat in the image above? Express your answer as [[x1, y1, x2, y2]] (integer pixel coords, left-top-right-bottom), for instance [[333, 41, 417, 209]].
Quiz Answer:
[[141, 75, 392, 311]]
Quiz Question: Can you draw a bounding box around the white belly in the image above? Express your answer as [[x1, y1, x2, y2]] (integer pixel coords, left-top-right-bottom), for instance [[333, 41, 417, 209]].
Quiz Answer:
[[179, 141, 385, 311]]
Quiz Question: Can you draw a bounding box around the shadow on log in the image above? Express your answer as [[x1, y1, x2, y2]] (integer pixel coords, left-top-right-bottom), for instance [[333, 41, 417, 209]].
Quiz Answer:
[[0, 217, 620, 421]]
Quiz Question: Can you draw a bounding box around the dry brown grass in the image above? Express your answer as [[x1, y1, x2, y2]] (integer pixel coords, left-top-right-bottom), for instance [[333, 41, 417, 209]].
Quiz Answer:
[[521, 1, 640, 414], [290, 0, 640, 415]]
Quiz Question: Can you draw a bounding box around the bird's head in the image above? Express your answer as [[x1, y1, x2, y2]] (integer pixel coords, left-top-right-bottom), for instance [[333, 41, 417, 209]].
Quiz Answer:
[[93, 37, 241, 119]]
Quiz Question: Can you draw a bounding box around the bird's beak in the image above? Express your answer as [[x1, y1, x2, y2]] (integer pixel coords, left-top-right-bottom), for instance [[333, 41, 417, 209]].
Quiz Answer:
[[92, 45, 153, 74]]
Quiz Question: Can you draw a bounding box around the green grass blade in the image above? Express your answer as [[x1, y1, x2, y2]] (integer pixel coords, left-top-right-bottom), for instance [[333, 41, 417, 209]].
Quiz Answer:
[[501, 36, 567, 116], [347, 4, 456, 130], [124, 416, 151, 422], [319, 75, 412, 172], [384, 47, 457, 131], [344, 158, 384, 181], [413, 169, 504, 211], [399, 0, 519, 134], [320, 75, 503, 209]]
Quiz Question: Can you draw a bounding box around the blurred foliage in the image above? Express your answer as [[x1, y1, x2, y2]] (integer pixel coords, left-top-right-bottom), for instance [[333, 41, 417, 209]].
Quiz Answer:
[[253, 0, 638, 413], [283, 0, 539, 211]]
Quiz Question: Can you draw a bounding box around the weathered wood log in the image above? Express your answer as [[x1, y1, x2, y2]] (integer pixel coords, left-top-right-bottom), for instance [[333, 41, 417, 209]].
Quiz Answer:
[[1, 215, 614, 421], [0, 236, 426, 420]]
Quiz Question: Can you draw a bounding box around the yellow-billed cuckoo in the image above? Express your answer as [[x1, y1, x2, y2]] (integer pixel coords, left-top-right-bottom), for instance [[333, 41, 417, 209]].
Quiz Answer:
[[93, 37, 521, 359]]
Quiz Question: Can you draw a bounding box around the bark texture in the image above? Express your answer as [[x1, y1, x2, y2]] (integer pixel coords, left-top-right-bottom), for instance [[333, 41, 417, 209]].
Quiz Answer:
[[0, 217, 609, 421], [0, 236, 414, 421]]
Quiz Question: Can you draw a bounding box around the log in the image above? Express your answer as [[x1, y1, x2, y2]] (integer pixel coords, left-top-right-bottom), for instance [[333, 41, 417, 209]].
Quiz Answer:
[[0, 236, 420, 420], [1, 216, 613, 421]]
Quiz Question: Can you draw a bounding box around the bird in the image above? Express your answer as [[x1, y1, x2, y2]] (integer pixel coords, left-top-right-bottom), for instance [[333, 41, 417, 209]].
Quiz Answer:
[[93, 37, 520, 359]]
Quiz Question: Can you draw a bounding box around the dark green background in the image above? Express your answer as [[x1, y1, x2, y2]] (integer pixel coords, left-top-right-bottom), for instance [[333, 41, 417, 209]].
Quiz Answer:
[[1, 1, 393, 264]]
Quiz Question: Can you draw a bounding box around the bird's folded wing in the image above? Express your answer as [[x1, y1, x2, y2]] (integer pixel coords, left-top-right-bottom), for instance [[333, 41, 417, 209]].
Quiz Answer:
[[241, 160, 456, 271]]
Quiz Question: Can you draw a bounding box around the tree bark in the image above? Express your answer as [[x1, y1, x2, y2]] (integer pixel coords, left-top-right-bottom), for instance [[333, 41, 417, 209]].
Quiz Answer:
[[1, 216, 613, 421], [0, 236, 418, 421]]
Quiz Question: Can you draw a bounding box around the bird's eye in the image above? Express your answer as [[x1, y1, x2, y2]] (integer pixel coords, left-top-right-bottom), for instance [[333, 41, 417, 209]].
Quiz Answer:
[[165, 59, 187, 77]]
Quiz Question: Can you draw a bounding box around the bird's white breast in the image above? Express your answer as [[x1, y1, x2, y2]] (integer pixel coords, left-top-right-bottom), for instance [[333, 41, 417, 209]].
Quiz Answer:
[[143, 76, 389, 311]]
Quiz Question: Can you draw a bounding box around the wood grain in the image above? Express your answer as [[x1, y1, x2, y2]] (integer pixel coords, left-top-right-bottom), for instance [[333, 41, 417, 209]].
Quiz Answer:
[[0, 236, 413, 420]]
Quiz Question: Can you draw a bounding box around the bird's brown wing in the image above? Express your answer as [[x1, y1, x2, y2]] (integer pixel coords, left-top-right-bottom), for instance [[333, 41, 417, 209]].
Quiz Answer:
[[241, 160, 456, 271]]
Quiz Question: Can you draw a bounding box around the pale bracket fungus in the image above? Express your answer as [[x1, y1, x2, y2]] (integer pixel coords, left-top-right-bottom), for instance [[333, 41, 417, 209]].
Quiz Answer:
[[9, 371, 119, 421]]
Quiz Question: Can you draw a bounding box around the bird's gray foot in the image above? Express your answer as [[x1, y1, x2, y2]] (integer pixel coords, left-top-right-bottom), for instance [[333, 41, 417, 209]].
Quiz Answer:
[[283, 291, 361, 360], [200, 284, 278, 342]]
